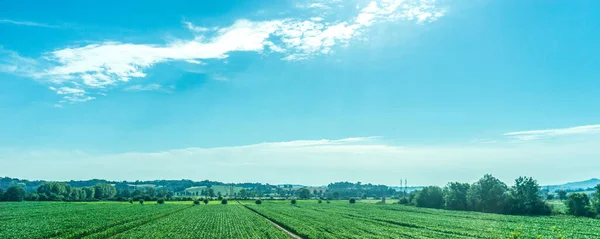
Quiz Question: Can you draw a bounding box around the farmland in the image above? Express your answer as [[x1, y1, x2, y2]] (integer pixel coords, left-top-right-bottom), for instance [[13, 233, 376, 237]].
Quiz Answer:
[[1, 200, 600, 239]]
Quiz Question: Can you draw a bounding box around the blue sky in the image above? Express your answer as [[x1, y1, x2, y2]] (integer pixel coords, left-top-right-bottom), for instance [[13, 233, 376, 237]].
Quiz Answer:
[[1, 0, 599, 186]]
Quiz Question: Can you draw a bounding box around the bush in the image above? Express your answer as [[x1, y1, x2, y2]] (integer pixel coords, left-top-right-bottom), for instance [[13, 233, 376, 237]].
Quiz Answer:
[[129, 198, 133, 204], [349, 198, 356, 204], [217, 196, 223, 200], [157, 198, 165, 204], [326, 200, 331, 204], [221, 199, 228, 204], [203, 198, 209, 205], [318, 199, 322, 204], [193, 200, 200, 205], [139, 199, 144, 205], [255, 199, 262, 205], [291, 199, 297, 205], [398, 197, 409, 205]]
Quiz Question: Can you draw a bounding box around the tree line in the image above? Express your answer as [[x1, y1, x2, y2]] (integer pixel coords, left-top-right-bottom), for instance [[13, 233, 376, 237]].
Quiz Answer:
[[399, 174, 600, 218]]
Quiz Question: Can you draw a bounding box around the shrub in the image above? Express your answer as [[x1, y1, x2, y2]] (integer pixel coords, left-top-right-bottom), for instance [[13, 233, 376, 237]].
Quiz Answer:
[[349, 198, 356, 204], [193, 200, 200, 205], [318, 199, 322, 204], [129, 198, 133, 204], [326, 200, 331, 204], [291, 199, 297, 205], [217, 196, 223, 200], [255, 199, 262, 205], [398, 197, 409, 205], [139, 199, 144, 205], [157, 198, 165, 204], [221, 199, 228, 204], [203, 198, 209, 205]]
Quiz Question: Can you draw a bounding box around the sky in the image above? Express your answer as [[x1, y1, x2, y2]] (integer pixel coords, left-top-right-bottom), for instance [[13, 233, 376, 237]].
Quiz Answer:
[[1, 0, 599, 186]]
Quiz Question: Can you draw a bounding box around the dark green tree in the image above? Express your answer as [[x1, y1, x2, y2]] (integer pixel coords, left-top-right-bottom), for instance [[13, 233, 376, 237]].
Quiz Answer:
[[203, 198, 209, 204], [0, 188, 5, 201], [565, 193, 592, 217], [467, 174, 508, 213], [83, 187, 95, 200], [94, 184, 117, 199], [506, 177, 550, 215], [349, 198, 356, 204], [5, 186, 26, 202], [413, 186, 444, 209], [297, 188, 311, 200], [591, 184, 600, 216], [444, 182, 470, 210], [557, 190, 568, 200]]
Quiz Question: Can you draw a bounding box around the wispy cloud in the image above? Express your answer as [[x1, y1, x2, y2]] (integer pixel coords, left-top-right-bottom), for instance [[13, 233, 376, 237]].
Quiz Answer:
[[3, 136, 600, 185], [0, 19, 62, 28], [2, 0, 446, 104], [504, 124, 600, 141], [124, 84, 172, 92]]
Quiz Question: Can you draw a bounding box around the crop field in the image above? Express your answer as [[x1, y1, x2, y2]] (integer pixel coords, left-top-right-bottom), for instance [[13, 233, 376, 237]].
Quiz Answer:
[[1, 200, 600, 239]]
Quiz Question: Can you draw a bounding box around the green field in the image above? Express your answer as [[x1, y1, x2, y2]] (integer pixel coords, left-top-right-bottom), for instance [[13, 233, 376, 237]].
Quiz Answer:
[[1, 200, 599, 239]]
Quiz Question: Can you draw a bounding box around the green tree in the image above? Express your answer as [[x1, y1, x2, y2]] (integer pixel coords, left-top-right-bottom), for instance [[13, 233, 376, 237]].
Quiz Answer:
[[591, 184, 600, 216], [94, 184, 117, 200], [0, 188, 5, 201], [297, 188, 311, 200], [83, 187, 95, 200], [467, 174, 508, 213], [208, 188, 215, 198], [413, 186, 444, 209], [444, 182, 470, 210], [565, 193, 592, 217], [37, 182, 71, 201], [557, 190, 568, 200], [506, 176, 550, 215], [5, 186, 26, 202]]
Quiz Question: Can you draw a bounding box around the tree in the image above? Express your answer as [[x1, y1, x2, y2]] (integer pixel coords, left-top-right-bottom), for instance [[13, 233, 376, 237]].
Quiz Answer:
[[203, 198, 209, 204], [208, 188, 215, 198], [413, 186, 444, 209], [444, 182, 470, 210], [94, 184, 117, 200], [221, 199, 228, 204], [591, 184, 600, 216], [193, 199, 200, 205], [0, 188, 5, 201], [467, 174, 508, 213], [565, 193, 592, 217], [297, 188, 311, 200], [255, 199, 262, 204], [546, 194, 555, 200], [557, 190, 568, 200], [291, 199, 297, 204], [506, 177, 551, 215], [5, 186, 26, 202], [157, 198, 165, 204], [349, 198, 356, 204], [37, 182, 71, 201], [83, 187, 95, 200]]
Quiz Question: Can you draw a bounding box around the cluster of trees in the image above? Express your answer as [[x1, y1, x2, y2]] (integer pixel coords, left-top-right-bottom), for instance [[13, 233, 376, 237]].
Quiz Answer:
[[326, 182, 395, 199], [402, 175, 600, 218], [402, 175, 552, 215]]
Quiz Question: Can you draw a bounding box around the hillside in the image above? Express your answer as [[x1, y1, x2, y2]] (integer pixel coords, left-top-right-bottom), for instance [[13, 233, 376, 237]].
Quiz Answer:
[[545, 178, 600, 191]]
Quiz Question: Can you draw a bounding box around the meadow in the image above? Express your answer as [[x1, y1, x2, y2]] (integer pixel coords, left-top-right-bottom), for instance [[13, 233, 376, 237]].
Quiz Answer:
[[1, 200, 599, 239]]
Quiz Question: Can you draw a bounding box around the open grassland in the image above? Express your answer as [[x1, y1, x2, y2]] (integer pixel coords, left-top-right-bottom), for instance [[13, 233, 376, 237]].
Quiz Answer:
[[1, 200, 600, 239]]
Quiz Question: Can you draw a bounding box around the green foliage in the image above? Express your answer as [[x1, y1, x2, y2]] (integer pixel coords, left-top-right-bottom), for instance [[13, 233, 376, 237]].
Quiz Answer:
[[413, 186, 444, 209], [255, 199, 262, 205], [139, 199, 144, 205], [318, 199, 322, 204], [557, 190, 568, 200], [592, 184, 600, 216], [221, 199, 228, 204], [349, 198, 356, 204], [444, 182, 470, 210], [203, 198, 209, 204], [94, 184, 117, 200], [565, 193, 592, 217], [506, 177, 551, 215], [193, 199, 200, 205], [398, 197, 409, 205], [37, 182, 72, 201], [326, 200, 331, 204], [291, 199, 296, 204], [297, 188, 311, 200], [467, 174, 508, 213], [5, 186, 26, 202], [157, 198, 165, 204], [129, 198, 134, 204]]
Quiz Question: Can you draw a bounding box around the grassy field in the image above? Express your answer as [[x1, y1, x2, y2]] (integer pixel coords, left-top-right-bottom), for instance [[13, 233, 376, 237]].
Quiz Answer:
[[1, 200, 599, 239]]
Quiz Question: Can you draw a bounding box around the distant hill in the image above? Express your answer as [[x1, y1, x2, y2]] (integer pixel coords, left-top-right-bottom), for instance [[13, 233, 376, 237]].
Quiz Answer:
[[544, 178, 600, 192]]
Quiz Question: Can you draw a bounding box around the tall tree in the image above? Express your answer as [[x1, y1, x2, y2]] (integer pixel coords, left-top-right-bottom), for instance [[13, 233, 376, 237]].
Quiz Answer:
[[5, 186, 26, 202], [565, 193, 592, 217], [506, 177, 550, 215], [557, 190, 568, 200], [467, 174, 508, 213], [94, 184, 117, 199], [297, 188, 311, 200], [591, 184, 600, 216], [444, 182, 470, 210], [413, 186, 444, 209]]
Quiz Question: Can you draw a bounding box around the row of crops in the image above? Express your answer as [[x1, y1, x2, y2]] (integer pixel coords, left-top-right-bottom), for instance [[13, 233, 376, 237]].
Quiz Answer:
[[2, 201, 600, 239], [245, 200, 600, 239]]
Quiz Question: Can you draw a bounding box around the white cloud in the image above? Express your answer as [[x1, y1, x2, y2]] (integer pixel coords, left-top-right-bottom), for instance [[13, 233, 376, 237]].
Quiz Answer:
[[2, 136, 600, 185], [0, 19, 61, 28], [504, 124, 600, 141], [3, 0, 446, 103], [124, 83, 169, 92]]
